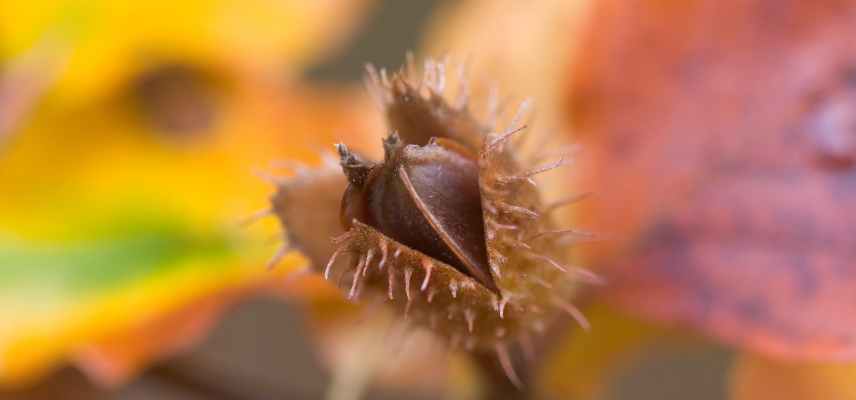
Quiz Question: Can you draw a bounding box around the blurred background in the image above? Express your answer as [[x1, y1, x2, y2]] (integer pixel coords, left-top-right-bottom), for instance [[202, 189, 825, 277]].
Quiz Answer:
[[1, 1, 444, 398], [3, 0, 854, 399]]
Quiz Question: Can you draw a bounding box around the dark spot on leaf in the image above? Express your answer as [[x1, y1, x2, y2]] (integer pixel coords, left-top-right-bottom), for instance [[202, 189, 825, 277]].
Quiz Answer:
[[132, 63, 221, 137]]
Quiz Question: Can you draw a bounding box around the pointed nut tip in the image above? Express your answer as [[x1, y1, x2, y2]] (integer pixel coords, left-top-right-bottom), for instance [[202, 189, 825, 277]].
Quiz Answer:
[[382, 132, 404, 161], [335, 143, 349, 158]]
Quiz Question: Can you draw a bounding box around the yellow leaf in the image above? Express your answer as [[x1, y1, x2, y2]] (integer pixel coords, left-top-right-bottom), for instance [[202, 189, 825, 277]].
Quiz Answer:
[[0, 0, 375, 105], [537, 305, 663, 399], [0, 81, 378, 387]]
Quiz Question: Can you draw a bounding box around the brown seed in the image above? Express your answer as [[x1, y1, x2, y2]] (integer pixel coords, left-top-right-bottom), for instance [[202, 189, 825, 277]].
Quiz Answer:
[[339, 133, 498, 292]]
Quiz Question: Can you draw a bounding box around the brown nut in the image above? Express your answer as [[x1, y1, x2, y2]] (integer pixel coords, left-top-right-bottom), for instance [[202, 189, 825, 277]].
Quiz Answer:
[[338, 133, 497, 292]]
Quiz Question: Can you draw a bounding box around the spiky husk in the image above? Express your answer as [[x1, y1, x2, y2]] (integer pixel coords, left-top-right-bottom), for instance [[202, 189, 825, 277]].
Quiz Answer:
[[268, 56, 594, 383]]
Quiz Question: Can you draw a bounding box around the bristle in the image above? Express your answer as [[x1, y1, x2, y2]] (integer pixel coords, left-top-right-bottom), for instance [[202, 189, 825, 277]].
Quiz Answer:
[[387, 267, 396, 300], [380, 68, 391, 87], [570, 266, 607, 286], [348, 256, 366, 300], [508, 239, 532, 251], [435, 60, 446, 93], [495, 201, 539, 219], [365, 63, 380, 85], [483, 201, 498, 216], [518, 155, 573, 179], [364, 63, 387, 107], [527, 252, 605, 285], [555, 234, 604, 246], [495, 343, 522, 388], [486, 229, 495, 241], [485, 124, 529, 155], [404, 267, 413, 301], [498, 174, 538, 187], [420, 259, 433, 291], [486, 220, 519, 231], [363, 249, 374, 277], [490, 258, 503, 278], [543, 192, 593, 214], [423, 59, 435, 91], [527, 228, 596, 242], [324, 247, 345, 280], [508, 98, 534, 133], [378, 239, 388, 270], [465, 309, 476, 333], [552, 297, 591, 331], [404, 268, 414, 319], [405, 51, 417, 80], [526, 252, 569, 275], [239, 208, 273, 228], [267, 244, 290, 270]]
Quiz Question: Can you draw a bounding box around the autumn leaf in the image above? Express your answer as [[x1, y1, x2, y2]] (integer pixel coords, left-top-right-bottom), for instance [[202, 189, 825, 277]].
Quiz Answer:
[[567, 0, 856, 361], [0, 73, 378, 388], [731, 355, 856, 400], [427, 0, 856, 361], [0, 0, 374, 106], [416, 1, 856, 397], [0, 219, 286, 386], [537, 305, 663, 400]]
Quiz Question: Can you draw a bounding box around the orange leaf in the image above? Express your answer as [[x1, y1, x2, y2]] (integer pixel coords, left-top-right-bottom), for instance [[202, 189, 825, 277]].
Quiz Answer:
[[71, 291, 237, 387], [568, 0, 856, 361], [730, 355, 856, 400]]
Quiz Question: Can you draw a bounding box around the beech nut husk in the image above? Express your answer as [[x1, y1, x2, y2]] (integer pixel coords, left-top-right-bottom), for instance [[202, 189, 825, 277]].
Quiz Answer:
[[266, 57, 597, 384]]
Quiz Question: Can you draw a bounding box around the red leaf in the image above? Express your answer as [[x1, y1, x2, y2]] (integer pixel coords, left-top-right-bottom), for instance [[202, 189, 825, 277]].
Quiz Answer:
[[568, 0, 856, 361]]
